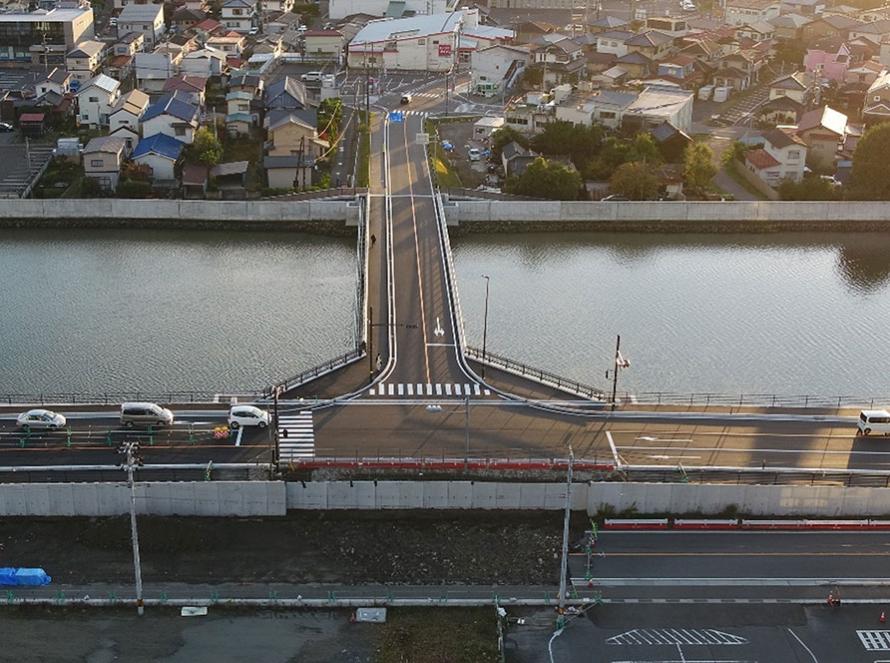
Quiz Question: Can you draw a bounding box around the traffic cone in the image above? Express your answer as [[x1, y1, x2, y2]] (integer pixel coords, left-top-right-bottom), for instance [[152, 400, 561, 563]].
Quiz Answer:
[[880, 611, 886, 624]]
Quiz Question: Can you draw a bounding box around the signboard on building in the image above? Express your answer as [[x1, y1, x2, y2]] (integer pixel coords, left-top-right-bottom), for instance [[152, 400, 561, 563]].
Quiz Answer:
[[438, 43, 452, 57]]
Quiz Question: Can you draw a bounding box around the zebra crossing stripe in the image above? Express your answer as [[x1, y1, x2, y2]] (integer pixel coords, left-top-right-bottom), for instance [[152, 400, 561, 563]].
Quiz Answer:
[[277, 411, 315, 459], [407, 383, 414, 396], [398, 383, 404, 396], [859, 630, 890, 650], [445, 383, 452, 395], [435, 384, 442, 396], [366, 383, 493, 398]]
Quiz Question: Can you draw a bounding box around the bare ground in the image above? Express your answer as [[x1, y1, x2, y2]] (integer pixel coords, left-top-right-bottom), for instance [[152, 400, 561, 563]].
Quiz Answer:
[[0, 511, 571, 585]]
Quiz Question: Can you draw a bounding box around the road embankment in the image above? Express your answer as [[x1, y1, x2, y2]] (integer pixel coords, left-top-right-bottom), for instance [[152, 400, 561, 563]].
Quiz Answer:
[[444, 199, 890, 233], [0, 199, 359, 235]]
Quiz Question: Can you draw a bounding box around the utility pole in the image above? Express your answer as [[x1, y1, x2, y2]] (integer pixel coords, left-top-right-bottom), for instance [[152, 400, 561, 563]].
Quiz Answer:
[[481, 274, 490, 379], [609, 334, 629, 410], [272, 384, 280, 466], [119, 440, 144, 616], [557, 446, 574, 617], [464, 394, 470, 471], [368, 305, 374, 381]]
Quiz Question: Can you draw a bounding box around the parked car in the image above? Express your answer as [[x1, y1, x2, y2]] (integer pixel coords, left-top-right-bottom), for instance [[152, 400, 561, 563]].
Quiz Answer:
[[16, 409, 66, 430], [441, 140, 454, 152], [400, 93, 413, 104], [0, 122, 13, 132], [228, 405, 271, 429], [120, 402, 174, 428], [249, 26, 258, 35], [467, 147, 482, 161], [301, 71, 322, 82]]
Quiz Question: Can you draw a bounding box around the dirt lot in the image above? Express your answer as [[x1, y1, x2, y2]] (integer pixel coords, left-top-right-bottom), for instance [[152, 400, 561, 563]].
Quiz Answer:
[[0, 511, 570, 585], [431, 119, 489, 189]]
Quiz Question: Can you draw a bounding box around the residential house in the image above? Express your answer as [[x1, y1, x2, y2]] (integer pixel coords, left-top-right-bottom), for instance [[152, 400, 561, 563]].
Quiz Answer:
[[881, 35, 890, 67], [505, 91, 555, 133], [329, 0, 445, 19], [254, 34, 285, 56], [471, 44, 530, 97], [736, 21, 775, 41], [758, 94, 806, 123], [848, 19, 890, 47], [623, 84, 694, 133], [18, 112, 46, 137], [265, 110, 329, 159], [769, 70, 813, 105], [141, 92, 200, 144], [36, 67, 71, 96], [595, 30, 634, 57], [226, 91, 255, 135], [132, 133, 185, 182], [180, 47, 225, 76], [585, 51, 617, 74], [135, 50, 183, 93], [207, 32, 246, 56], [172, 7, 207, 32], [302, 30, 344, 59], [117, 4, 165, 48], [863, 69, 890, 124], [588, 16, 629, 34], [615, 51, 653, 78], [769, 13, 812, 41], [645, 16, 688, 37], [264, 0, 294, 13], [220, 0, 256, 34], [512, 20, 557, 44], [845, 60, 883, 87], [110, 125, 140, 152], [780, 0, 824, 16], [210, 161, 249, 196], [626, 30, 675, 61], [82, 135, 128, 190], [795, 105, 846, 169], [66, 39, 105, 84], [532, 38, 585, 85], [265, 76, 309, 111], [724, 0, 780, 26], [800, 14, 862, 44], [761, 127, 807, 182], [194, 18, 223, 43], [230, 72, 263, 97], [554, 88, 637, 129], [804, 42, 850, 82], [744, 147, 784, 187], [113, 32, 144, 58], [181, 163, 208, 197], [651, 121, 693, 162], [714, 49, 767, 91], [162, 74, 207, 107], [500, 141, 538, 177], [75, 73, 120, 127], [108, 88, 149, 135], [263, 155, 315, 189]]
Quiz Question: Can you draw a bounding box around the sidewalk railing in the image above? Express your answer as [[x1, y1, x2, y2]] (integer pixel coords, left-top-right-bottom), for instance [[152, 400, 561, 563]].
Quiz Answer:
[[265, 349, 364, 396], [0, 391, 243, 406], [627, 392, 890, 409], [465, 346, 606, 401]]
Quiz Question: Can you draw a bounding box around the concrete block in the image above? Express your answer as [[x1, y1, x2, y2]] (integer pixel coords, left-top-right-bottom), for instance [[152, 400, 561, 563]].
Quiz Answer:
[[494, 483, 521, 509], [544, 483, 570, 510], [328, 481, 375, 509], [447, 481, 474, 509], [519, 483, 547, 509], [47, 483, 75, 516], [309, 201, 348, 221], [398, 481, 424, 508], [73, 483, 104, 515], [27, 484, 52, 516], [287, 481, 328, 509], [375, 481, 401, 508], [422, 482, 449, 508], [560, 202, 616, 222], [471, 482, 498, 509]]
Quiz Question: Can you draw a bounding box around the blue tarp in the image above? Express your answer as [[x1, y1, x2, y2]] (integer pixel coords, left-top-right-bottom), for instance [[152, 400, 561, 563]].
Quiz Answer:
[[0, 568, 52, 586]]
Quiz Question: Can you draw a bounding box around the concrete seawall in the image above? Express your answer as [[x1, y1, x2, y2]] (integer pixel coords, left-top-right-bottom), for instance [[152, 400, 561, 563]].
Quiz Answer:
[[444, 199, 890, 232], [0, 199, 359, 234], [3, 480, 890, 517]]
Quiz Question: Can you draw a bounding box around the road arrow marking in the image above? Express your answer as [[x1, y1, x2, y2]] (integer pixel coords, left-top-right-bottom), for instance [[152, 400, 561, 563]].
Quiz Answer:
[[434, 317, 444, 336]]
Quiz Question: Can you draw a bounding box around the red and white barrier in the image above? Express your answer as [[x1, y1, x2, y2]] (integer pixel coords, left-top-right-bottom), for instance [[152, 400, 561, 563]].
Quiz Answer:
[[601, 518, 890, 531], [603, 518, 669, 530]]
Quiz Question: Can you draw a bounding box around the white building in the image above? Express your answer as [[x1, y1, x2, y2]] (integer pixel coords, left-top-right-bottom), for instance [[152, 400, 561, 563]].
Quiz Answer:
[[180, 47, 225, 76], [65, 39, 105, 84], [347, 9, 506, 72], [724, 0, 780, 26], [108, 88, 149, 135], [76, 73, 120, 128], [117, 4, 165, 48], [554, 88, 638, 129], [141, 92, 200, 144], [221, 0, 256, 34], [595, 30, 634, 57], [470, 44, 529, 97], [761, 127, 807, 183], [623, 84, 694, 133], [330, 0, 446, 20], [135, 50, 182, 93]]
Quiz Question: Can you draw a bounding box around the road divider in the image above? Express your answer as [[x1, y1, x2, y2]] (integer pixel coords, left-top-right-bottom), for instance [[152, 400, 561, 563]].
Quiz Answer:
[[602, 518, 890, 531]]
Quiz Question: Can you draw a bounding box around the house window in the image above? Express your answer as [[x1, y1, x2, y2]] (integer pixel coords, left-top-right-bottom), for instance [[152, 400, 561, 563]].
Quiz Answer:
[[788, 150, 800, 159], [89, 96, 99, 102], [81, 113, 89, 120], [600, 111, 616, 119], [90, 159, 102, 167], [418, 38, 425, 45], [174, 126, 186, 136], [876, 95, 881, 101]]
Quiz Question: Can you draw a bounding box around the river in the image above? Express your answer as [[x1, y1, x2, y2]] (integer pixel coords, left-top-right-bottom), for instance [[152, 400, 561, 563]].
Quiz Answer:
[[3, 228, 890, 399]]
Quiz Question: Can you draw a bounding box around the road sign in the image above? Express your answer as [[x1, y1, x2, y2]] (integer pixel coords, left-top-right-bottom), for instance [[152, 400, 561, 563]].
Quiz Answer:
[[416, 133, 429, 145], [388, 111, 404, 123], [438, 44, 452, 57]]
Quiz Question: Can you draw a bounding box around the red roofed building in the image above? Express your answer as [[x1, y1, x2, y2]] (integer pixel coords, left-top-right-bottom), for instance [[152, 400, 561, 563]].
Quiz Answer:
[[745, 147, 782, 186]]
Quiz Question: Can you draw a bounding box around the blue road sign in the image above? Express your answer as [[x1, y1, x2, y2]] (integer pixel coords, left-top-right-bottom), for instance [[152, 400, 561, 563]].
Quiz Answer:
[[389, 111, 404, 123]]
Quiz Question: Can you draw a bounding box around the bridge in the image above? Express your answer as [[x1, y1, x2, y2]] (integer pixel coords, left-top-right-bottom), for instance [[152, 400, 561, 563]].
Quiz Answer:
[[0, 76, 884, 486]]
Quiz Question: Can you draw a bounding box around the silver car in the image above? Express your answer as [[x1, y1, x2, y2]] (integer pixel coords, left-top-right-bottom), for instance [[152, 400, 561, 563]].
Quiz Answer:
[[17, 409, 66, 430]]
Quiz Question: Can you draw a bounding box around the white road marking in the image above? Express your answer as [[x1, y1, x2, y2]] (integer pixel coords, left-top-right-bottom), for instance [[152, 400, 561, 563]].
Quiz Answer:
[[859, 631, 890, 651], [788, 628, 819, 661], [606, 628, 748, 646], [617, 443, 878, 457], [607, 431, 621, 467]]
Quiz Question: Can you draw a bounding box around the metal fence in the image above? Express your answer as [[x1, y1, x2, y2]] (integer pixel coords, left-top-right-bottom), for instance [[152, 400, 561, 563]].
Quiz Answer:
[[627, 392, 890, 409], [266, 349, 364, 396], [0, 391, 244, 406]]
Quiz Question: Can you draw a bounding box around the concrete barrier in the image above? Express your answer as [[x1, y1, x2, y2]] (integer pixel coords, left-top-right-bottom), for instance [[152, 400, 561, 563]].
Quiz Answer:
[[0, 481, 286, 516]]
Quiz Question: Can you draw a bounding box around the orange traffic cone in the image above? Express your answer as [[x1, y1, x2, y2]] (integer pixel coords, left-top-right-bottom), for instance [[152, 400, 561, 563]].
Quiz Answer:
[[880, 611, 886, 624]]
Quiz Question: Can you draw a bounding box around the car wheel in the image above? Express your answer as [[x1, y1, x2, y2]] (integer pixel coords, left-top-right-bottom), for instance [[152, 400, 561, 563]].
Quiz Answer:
[[230, 421, 240, 429], [125, 421, 134, 428], [864, 428, 872, 436], [21, 425, 30, 432], [258, 421, 267, 429]]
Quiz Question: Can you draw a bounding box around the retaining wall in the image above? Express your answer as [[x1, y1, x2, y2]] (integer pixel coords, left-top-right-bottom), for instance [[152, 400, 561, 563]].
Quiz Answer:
[[0, 199, 358, 231], [0, 481, 286, 516], [443, 200, 890, 232]]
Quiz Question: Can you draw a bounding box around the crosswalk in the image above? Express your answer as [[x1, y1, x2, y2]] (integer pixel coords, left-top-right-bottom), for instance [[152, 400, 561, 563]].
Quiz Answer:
[[368, 382, 491, 397], [277, 411, 315, 461], [606, 628, 748, 646], [858, 630, 890, 651], [401, 110, 429, 117]]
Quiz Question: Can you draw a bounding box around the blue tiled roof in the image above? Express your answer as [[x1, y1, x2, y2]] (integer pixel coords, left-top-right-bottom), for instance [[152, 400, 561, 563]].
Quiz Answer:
[[132, 133, 186, 160], [142, 92, 199, 124]]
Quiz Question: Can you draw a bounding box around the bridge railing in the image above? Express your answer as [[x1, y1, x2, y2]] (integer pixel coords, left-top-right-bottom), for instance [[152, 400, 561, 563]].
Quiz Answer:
[[465, 346, 607, 401], [626, 392, 890, 409], [0, 391, 245, 406], [264, 348, 364, 397]]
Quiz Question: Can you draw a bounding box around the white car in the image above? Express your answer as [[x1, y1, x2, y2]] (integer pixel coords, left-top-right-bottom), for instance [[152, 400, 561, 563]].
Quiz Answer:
[[228, 405, 271, 429], [17, 409, 66, 430], [301, 70, 322, 82], [467, 147, 482, 161]]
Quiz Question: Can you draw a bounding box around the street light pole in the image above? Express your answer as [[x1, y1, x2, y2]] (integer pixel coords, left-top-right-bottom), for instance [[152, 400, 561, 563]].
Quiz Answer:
[[481, 274, 490, 379], [610, 334, 621, 410], [464, 394, 470, 471], [368, 305, 374, 381], [557, 446, 574, 617], [120, 441, 144, 616]]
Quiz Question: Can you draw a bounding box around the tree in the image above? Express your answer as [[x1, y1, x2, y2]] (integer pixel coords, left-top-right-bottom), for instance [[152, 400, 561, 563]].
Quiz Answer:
[[778, 176, 841, 201], [188, 127, 223, 166], [609, 161, 659, 200], [317, 97, 342, 143], [490, 126, 529, 160], [722, 140, 748, 165], [505, 157, 581, 200], [683, 142, 717, 192], [628, 132, 661, 164], [530, 121, 603, 172], [848, 122, 890, 199]]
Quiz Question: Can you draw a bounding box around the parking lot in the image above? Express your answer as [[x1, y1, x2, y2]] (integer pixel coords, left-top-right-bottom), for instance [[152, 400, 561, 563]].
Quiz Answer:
[[507, 604, 890, 663]]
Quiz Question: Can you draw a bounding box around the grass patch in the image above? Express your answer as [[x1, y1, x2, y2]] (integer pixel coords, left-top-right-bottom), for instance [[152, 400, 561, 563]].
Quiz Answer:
[[356, 111, 370, 188], [375, 608, 500, 663], [432, 154, 462, 187]]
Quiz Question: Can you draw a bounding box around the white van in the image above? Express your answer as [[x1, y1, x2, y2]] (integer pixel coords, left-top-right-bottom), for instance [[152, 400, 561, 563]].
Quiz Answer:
[[301, 71, 322, 82], [120, 402, 174, 428], [858, 409, 890, 435]]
